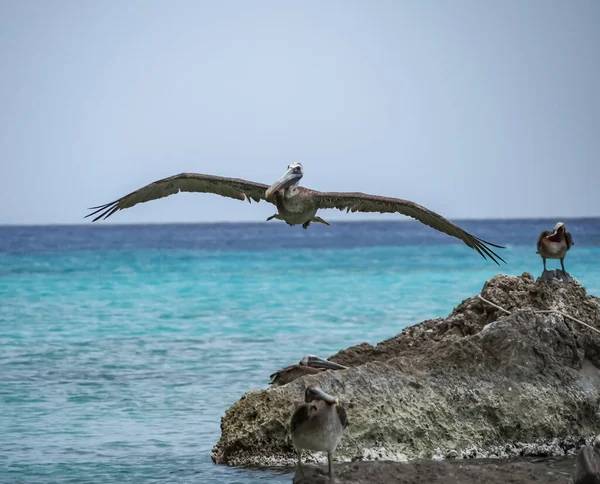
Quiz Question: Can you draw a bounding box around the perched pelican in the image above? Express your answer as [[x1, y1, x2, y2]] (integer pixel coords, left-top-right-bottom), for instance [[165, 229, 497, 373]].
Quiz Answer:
[[574, 436, 600, 484], [290, 384, 348, 482], [86, 163, 505, 264], [536, 222, 574, 274], [269, 355, 347, 386]]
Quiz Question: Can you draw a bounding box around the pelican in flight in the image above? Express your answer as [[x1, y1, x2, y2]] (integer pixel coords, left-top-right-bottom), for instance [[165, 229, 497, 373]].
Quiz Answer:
[[290, 384, 348, 482], [86, 163, 505, 264], [269, 355, 347, 387], [536, 222, 574, 274]]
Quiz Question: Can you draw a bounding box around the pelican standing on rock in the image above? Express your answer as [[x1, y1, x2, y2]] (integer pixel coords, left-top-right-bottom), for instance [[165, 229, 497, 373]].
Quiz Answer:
[[290, 384, 348, 482], [574, 435, 600, 484], [86, 163, 505, 264], [269, 355, 347, 386], [536, 222, 574, 274]]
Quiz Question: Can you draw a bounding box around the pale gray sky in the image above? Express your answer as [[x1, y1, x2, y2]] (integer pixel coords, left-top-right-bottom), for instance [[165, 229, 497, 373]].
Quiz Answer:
[[0, 0, 598, 225]]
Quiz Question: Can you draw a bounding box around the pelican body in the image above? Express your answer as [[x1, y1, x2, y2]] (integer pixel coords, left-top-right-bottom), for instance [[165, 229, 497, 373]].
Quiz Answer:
[[536, 222, 574, 274], [269, 355, 347, 386], [264, 163, 326, 229], [575, 436, 600, 484], [290, 385, 348, 482], [86, 162, 505, 264]]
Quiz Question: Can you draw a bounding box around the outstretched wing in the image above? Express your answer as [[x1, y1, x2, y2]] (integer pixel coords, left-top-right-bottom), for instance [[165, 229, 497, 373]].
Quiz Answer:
[[310, 190, 505, 264], [85, 173, 272, 222]]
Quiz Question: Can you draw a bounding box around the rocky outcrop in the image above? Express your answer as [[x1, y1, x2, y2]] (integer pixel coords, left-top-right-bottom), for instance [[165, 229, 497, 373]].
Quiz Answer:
[[212, 273, 600, 470], [292, 457, 574, 484]]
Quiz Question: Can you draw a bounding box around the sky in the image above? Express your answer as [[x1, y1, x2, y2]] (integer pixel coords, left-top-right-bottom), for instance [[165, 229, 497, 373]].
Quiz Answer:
[[0, 0, 598, 225]]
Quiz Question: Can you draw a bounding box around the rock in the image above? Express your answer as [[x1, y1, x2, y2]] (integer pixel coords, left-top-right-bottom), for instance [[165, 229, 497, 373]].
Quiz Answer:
[[292, 457, 574, 484], [538, 270, 578, 284], [211, 273, 600, 471]]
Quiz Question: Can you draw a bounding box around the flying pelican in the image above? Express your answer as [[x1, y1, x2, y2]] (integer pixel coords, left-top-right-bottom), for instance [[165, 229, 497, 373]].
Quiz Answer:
[[290, 384, 348, 482], [536, 222, 574, 274], [269, 355, 347, 386], [85, 163, 505, 264], [574, 435, 600, 484]]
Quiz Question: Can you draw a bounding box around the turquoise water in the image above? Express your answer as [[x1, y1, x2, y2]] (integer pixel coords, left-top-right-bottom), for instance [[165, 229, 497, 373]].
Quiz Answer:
[[1, 220, 599, 483]]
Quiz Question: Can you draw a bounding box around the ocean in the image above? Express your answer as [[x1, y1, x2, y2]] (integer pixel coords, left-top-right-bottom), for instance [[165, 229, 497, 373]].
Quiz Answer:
[[1, 219, 599, 483]]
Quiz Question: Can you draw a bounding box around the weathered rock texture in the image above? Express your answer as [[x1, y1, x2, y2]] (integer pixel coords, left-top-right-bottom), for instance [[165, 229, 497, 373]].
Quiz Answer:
[[292, 457, 574, 484], [212, 273, 600, 469]]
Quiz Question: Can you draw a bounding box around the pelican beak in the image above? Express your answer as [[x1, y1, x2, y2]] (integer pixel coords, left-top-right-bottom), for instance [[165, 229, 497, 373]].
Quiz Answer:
[[306, 356, 347, 371], [310, 386, 339, 405], [552, 222, 565, 235], [265, 166, 303, 198]]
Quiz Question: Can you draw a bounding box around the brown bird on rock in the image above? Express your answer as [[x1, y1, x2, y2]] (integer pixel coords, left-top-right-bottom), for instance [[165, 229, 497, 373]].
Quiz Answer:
[[536, 222, 574, 274], [86, 162, 505, 264], [269, 355, 347, 386], [290, 384, 348, 482]]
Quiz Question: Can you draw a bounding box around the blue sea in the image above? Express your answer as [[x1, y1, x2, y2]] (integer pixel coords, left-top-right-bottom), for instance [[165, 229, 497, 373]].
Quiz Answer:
[[1, 219, 599, 484]]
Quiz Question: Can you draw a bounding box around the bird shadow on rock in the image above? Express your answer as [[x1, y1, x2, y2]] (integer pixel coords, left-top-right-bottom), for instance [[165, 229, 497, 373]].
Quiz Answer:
[[291, 459, 574, 484], [292, 465, 337, 484], [538, 269, 577, 283]]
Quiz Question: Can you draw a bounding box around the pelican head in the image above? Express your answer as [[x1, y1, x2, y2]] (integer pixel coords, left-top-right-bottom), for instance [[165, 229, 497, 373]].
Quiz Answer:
[[299, 355, 347, 370], [304, 384, 339, 405], [553, 222, 565, 234], [265, 162, 303, 198]]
